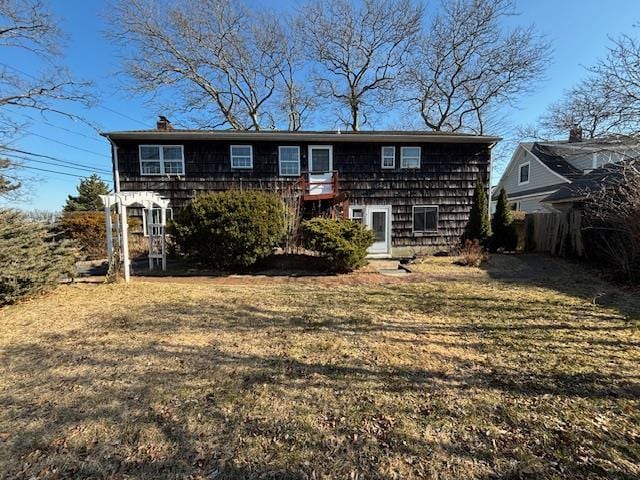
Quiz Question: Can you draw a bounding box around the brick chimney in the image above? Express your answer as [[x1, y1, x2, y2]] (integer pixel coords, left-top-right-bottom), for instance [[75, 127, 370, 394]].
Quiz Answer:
[[569, 124, 582, 143], [156, 115, 172, 131]]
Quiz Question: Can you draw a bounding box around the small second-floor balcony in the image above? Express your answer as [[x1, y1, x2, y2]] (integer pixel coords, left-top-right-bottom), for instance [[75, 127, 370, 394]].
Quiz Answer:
[[300, 170, 339, 200]]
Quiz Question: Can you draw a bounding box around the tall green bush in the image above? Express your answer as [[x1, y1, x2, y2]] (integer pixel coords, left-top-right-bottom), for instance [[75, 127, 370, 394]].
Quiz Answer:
[[0, 209, 75, 306], [462, 179, 491, 244], [301, 217, 374, 272], [63, 174, 110, 212], [170, 190, 285, 269], [490, 188, 518, 251]]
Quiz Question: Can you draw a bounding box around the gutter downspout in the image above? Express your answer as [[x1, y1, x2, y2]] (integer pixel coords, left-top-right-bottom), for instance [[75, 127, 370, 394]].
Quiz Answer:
[[106, 136, 121, 193], [488, 141, 498, 220]]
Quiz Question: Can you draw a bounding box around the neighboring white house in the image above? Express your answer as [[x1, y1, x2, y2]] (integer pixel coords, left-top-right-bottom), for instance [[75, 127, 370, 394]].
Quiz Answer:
[[493, 131, 640, 213]]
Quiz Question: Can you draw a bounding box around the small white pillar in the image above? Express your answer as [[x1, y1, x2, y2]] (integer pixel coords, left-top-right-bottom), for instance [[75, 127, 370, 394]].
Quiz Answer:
[[120, 202, 130, 282], [147, 204, 154, 271], [104, 203, 113, 263], [160, 206, 167, 271]]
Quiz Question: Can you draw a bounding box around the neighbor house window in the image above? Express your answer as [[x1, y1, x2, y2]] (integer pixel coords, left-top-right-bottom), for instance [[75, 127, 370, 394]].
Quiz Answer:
[[142, 207, 173, 236], [518, 162, 530, 185], [230, 145, 253, 169], [139, 145, 184, 175], [381, 146, 395, 169], [279, 146, 300, 176], [401, 146, 421, 168], [412, 205, 438, 232]]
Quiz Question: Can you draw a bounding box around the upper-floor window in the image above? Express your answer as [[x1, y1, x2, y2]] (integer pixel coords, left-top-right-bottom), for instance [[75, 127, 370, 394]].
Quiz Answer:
[[518, 162, 530, 185], [412, 205, 438, 232], [139, 145, 184, 175], [279, 146, 300, 176], [231, 145, 253, 169], [381, 146, 395, 169], [401, 146, 421, 168]]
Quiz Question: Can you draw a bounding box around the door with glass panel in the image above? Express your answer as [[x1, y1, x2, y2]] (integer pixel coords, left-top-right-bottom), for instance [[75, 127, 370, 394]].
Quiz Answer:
[[308, 145, 333, 195], [350, 205, 392, 255]]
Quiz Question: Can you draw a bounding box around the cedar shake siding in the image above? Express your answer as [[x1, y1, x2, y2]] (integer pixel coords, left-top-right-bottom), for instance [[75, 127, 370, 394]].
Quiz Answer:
[[106, 132, 496, 252]]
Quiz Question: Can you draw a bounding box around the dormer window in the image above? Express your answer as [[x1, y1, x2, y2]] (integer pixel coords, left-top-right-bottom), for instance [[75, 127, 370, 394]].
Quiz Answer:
[[518, 162, 530, 185]]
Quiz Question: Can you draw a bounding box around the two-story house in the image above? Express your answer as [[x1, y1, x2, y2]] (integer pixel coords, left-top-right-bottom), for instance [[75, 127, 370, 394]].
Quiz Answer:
[[101, 118, 499, 257], [493, 128, 639, 213]]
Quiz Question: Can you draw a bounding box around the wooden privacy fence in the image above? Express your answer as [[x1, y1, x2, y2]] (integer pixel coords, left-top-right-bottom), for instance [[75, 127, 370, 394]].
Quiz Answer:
[[524, 211, 584, 257]]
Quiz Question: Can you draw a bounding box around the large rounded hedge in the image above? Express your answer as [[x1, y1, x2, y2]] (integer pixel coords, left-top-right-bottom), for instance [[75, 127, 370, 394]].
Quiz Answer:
[[301, 217, 374, 272], [170, 190, 285, 269]]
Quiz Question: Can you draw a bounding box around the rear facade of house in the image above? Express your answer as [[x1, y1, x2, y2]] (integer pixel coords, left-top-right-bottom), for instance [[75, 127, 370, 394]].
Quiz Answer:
[[103, 121, 498, 257]]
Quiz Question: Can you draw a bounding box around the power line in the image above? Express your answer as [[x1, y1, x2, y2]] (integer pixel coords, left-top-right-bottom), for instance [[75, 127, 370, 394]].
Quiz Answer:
[[0, 118, 110, 158], [1, 146, 110, 170], [11, 111, 106, 144], [0, 62, 150, 128], [19, 164, 112, 180], [6, 153, 112, 175], [24, 131, 110, 158]]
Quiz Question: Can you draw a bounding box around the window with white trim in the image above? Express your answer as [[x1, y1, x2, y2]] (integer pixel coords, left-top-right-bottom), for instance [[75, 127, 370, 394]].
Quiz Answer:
[[518, 162, 530, 184], [401, 146, 421, 168], [381, 146, 395, 168], [412, 205, 438, 232], [142, 207, 173, 236], [139, 145, 184, 175], [230, 145, 253, 169], [278, 146, 300, 176], [349, 207, 365, 224]]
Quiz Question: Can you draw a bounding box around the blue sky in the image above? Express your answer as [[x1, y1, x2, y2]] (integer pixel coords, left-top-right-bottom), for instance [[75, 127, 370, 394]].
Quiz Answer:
[[3, 0, 639, 211]]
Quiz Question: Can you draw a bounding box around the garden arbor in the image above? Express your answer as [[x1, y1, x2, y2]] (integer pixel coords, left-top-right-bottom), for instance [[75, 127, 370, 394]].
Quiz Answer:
[[100, 191, 170, 281]]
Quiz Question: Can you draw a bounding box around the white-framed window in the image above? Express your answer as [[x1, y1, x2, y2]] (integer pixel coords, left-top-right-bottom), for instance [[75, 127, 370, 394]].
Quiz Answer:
[[349, 206, 365, 224], [401, 146, 421, 169], [308, 145, 333, 173], [518, 162, 530, 185], [139, 145, 185, 175], [381, 146, 395, 169], [509, 201, 520, 211], [230, 145, 253, 169], [412, 205, 438, 233], [142, 207, 173, 236], [278, 146, 301, 176]]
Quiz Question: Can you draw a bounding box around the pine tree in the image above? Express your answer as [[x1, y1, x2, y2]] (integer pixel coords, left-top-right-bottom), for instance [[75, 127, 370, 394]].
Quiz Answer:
[[462, 179, 491, 244], [490, 187, 518, 251], [0, 209, 75, 305], [63, 174, 110, 212]]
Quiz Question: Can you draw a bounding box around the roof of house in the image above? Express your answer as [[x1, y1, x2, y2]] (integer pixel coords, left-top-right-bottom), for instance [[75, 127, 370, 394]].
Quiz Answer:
[[528, 143, 584, 180], [543, 160, 633, 203], [100, 129, 501, 144]]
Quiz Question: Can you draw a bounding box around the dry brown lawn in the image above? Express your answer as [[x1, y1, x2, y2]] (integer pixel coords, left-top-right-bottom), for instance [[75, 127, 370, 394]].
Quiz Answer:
[[1, 255, 639, 479]]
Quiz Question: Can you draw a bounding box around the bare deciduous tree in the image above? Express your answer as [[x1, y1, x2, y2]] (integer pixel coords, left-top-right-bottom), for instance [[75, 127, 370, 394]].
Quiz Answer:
[[0, 0, 92, 197], [582, 159, 640, 281], [109, 0, 298, 131], [297, 0, 423, 131], [536, 77, 634, 139], [405, 0, 549, 134], [535, 28, 640, 140]]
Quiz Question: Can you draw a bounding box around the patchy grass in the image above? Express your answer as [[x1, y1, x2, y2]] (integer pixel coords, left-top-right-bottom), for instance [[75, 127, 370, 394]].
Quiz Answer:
[[1, 255, 639, 479]]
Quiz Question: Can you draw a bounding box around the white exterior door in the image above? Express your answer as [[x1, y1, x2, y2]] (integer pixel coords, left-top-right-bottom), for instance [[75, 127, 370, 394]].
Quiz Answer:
[[308, 145, 333, 195], [350, 205, 392, 255]]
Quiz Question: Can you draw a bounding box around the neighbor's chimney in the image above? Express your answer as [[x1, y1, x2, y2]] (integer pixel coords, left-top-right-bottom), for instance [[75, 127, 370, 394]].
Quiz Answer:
[[156, 115, 172, 131], [569, 124, 582, 143]]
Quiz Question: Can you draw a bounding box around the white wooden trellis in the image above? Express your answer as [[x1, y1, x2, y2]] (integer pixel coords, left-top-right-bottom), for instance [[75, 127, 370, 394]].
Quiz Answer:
[[99, 191, 170, 282]]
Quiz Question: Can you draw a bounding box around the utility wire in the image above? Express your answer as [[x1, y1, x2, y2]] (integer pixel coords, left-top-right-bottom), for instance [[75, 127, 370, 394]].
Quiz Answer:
[[6, 153, 111, 175], [1, 146, 110, 170], [11, 111, 106, 144], [24, 130, 110, 158], [0, 62, 150, 128], [19, 165, 112, 180]]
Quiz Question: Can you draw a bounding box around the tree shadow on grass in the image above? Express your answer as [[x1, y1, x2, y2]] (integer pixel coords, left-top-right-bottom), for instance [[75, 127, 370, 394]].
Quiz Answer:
[[2, 274, 639, 479]]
